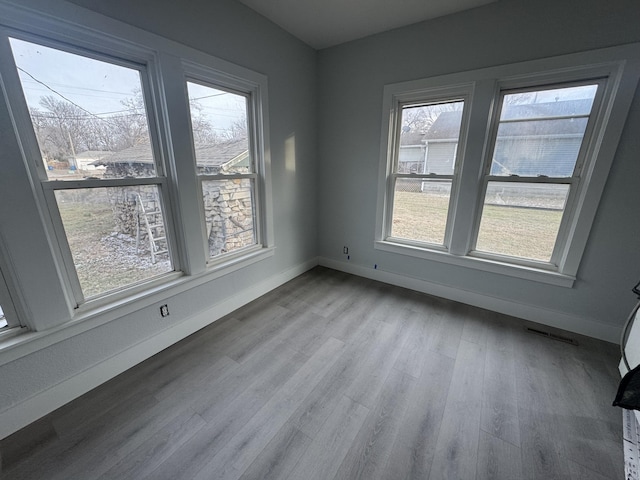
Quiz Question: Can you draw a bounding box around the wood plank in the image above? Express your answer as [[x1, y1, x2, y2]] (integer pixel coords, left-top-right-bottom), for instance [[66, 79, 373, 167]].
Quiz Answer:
[[237, 422, 312, 480], [145, 345, 308, 480], [481, 320, 520, 447], [428, 339, 486, 480], [426, 303, 464, 360], [1, 268, 624, 480], [332, 370, 415, 480], [516, 333, 573, 480], [286, 395, 369, 480], [98, 411, 206, 480], [192, 340, 305, 421], [392, 310, 432, 378], [476, 430, 522, 480], [568, 459, 618, 480], [381, 351, 455, 480], [191, 337, 346, 480], [289, 318, 401, 437]]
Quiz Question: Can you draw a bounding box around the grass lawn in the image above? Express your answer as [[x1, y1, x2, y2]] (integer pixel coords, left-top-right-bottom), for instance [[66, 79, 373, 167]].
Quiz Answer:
[[392, 190, 563, 261], [58, 200, 171, 299]]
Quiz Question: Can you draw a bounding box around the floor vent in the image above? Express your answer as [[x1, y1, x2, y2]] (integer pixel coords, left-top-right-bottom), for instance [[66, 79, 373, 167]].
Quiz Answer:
[[525, 326, 579, 346]]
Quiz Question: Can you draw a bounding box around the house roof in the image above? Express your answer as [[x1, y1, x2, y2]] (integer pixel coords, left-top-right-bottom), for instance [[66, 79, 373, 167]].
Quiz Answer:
[[194, 139, 249, 167], [93, 144, 155, 165], [399, 131, 426, 146], [72, 150, 111, 160], [93, 138, 249, 168]]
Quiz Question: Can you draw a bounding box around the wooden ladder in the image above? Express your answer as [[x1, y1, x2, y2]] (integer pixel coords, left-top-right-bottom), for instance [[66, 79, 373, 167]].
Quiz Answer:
[[135, 193, 168, 264]]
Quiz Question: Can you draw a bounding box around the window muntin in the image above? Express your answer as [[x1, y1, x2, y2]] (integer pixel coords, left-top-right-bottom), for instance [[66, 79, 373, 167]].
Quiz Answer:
[[473, 83, 600, 263], [186, 80, 259, 259], [8, 37, 174, 303], [389, 100, 464, 246]]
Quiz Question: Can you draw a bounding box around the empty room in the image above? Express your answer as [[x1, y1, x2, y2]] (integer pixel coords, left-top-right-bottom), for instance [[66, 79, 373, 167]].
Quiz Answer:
[[0, 0, 639, 478]]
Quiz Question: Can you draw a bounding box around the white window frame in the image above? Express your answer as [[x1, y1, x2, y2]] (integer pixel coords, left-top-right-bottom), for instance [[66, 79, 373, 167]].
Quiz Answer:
[[182, 61, 273, 266], [386, 88, 472, 251], [0, 29, 181, 309], [470, 78, 607, 269], [375, 44, 640, 287], [0, 1, 274, 337]]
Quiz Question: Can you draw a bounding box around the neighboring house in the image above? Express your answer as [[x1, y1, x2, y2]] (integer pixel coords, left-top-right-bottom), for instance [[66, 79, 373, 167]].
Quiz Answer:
[[399, 99, 590, 177], [92, 138, 250, 176], [70, 150, 110, 171], [397, 131, 426, 174]]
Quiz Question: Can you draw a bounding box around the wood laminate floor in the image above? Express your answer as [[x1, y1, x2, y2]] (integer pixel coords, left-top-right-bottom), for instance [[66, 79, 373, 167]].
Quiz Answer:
[[0, 267, 624, 479]]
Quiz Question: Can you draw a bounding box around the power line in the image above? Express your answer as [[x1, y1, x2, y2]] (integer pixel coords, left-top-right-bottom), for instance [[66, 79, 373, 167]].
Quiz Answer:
[[21, 78, 133, 96], [17, 67, 109, 120]]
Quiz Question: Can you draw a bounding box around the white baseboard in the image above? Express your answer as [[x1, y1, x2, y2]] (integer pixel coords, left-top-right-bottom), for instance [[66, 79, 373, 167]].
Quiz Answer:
[[0, 257, 319, 440], [319, 257, 621, 344]]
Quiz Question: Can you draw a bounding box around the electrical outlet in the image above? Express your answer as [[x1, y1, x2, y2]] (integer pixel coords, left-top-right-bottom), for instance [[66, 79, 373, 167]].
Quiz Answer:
[[343, 246, 349, 255], [160, 304, 170, 317]]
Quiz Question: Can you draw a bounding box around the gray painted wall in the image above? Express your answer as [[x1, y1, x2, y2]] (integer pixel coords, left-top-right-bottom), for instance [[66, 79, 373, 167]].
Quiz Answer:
[[0, 0, 317, 434], [316, 0, 640, 329]]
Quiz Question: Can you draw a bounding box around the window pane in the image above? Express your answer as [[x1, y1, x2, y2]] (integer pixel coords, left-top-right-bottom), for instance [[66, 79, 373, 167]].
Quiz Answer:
[[9, 38, 156, 180], [490, 85, 598, 177], [202, 179, 256, 257], [398, 100, 463, 175], [186, 82, 251, 174], [55, 186, 173, 298], [475, 182, 570, 262], [391, 179, 452, 245]]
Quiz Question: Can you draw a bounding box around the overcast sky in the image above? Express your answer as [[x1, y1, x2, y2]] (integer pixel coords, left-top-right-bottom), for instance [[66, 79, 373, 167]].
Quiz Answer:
[[9, 37, 245, 135]]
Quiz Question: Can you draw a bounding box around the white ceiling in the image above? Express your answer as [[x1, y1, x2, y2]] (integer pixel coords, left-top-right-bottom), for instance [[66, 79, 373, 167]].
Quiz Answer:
[[235, 0, 498, 50]]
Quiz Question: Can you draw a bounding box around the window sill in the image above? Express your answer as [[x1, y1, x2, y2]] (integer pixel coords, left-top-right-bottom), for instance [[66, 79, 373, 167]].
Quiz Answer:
[[375, 240, 575, 288], [0, 246, 275, 366]]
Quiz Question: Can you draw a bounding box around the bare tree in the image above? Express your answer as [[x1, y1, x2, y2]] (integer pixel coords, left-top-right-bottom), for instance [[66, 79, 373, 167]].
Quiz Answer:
[[30, 88, 222, 163], [189, 100, 220, 146], [401, 101, 463, 135]]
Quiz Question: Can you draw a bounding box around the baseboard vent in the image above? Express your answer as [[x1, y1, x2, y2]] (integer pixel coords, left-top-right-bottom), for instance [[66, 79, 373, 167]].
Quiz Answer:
[[525, 326, 579, 346]]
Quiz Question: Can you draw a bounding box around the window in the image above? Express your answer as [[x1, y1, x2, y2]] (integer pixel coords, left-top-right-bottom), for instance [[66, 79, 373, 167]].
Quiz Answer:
[[7, 37, 175, 303], [474, 83, 599, 264], [186, 81, 258, 260], [0, 9, 273, 320], [390, 99, 465, 246], [376, 47, 640, 285]]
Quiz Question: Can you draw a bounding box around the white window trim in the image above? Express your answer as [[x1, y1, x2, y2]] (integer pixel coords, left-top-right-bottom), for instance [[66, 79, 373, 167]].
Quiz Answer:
[[182, 61, 274, 266], [0, 1, 274, 333], [375, 44, 640, 287], [386, 88, 472, 249]]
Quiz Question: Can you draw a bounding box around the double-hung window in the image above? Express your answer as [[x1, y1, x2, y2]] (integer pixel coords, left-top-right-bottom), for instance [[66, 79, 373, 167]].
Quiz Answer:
[[376, 46, 640, 286], [186, 78, 260, 261], [0, 4, 273, 324], [474, 82, 601, 265], [389, 97, 466, 247], [4, 36, 175, 304]]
